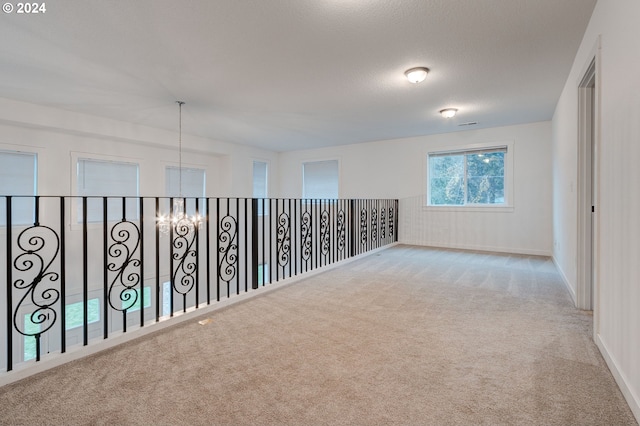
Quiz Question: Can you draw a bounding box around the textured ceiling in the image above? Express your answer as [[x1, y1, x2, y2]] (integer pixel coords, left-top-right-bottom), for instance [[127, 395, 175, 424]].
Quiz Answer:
[[0, 0, 596, 151]]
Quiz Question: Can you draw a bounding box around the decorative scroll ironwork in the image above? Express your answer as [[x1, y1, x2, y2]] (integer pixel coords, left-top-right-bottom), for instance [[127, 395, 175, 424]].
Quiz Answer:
[[337, 209, 346, 253], [301, 211, 312, 262], [218, 214, 238, 285], [107, 220, 141, 312], [12, 224, 61, 361], [0, 196, 401, 374], [371, 208, 378, 242], [360, 208, 368, 245], [173, 216, 199, 296], [277, 211, 291, 267], [320, 209, 330, 256]]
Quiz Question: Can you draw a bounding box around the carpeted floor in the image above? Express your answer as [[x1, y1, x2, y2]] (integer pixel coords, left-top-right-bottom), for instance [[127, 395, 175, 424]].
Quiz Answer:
[[0, 245, 636, 425]]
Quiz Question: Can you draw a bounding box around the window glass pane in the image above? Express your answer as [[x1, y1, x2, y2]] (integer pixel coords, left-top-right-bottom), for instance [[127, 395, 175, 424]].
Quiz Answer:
[[77, 158, 139, 222], [428, 147, 507, 206], [429, 155, 464, 205], [466, 152, 505, 204], [122, 287, 152, 312], [65, 298, 101, 329], [303, 160, 339, 199], [165, 166, 206, 216], [22, 315, 41, 361], [253, 161, 268, 215], [0, 151, 37, 226], [252, 161, 268, 198], [162, 281, 172, 317], [258, 263, 269, 285]]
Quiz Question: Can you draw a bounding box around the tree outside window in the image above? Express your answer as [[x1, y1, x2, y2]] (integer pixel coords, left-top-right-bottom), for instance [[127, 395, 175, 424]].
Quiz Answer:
[[428, 147, 506, 206]]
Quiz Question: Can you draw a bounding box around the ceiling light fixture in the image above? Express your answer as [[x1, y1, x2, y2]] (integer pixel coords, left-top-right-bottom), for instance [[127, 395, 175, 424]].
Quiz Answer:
[[404, 67, 429, 84], [440, 108, 458, 118]]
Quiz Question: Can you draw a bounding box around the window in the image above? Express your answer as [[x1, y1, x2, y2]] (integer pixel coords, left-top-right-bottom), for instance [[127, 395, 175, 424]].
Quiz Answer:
[[166, 166, 206, 198], [257, 263, 269, 285], [253, 161, 268, 215], [303, 160, 339, 199], [77, 158, 139, 222], [165, 166, 206, 216], [162, 281, 172, 317], [65, 298, 101, 330], [23, 297, 100, 361], [0, 150, 37, 226], [122, 287, 152, 312], [428, 146, 507, 206]]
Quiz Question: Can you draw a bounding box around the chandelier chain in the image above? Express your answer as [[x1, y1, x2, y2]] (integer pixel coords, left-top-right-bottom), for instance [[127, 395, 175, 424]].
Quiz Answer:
[[177, 100, 185, 197]]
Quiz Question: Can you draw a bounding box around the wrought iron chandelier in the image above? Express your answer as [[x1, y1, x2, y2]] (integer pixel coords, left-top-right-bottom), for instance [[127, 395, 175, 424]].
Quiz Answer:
[[157, 101, 203, 234]]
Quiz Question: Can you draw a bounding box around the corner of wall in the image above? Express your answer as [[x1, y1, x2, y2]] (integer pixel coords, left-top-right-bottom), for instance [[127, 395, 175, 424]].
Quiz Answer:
[[596, 334, 640, 422], [552, 255, 576, 306]]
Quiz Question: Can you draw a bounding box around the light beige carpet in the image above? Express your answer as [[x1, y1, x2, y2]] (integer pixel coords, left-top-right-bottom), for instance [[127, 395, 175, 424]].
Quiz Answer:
[[0, 245, 636, 425]]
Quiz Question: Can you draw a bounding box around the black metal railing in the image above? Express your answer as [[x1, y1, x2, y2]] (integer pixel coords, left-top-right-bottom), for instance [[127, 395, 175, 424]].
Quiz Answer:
[[0, 196, 398, 373]]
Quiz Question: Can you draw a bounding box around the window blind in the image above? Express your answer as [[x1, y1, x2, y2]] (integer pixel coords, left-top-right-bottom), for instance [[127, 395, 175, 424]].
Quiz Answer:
[[0, 150, 37, 226], [165, 166, 206, 216], [303, 160, 339, 199], [252, 161, 268, 198], [166, 166, 206, 198], [77, 158, 139, 222]]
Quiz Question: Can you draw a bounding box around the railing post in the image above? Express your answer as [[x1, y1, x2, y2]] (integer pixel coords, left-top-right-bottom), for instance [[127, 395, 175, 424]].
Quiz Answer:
[[102, 197, 108, 339], [60, 197, 66, 354], [169, 197, 175, 314], [251, 199, 259, 290], [244, 198, 248, 292], [195, 198, 200, 308], [349, 199, 356, 258], [81, 197, 88, 346], [206, 198, 211, 303], [139, 197, 145, 327], [216, 198, 220, 301], [6, 196, 13, 371], [155, 197, 160, 322], [395, 199, 399, 242]]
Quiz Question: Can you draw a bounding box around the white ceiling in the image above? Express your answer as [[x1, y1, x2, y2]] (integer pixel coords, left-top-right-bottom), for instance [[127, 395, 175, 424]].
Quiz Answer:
[[0, 0, 596, 152]]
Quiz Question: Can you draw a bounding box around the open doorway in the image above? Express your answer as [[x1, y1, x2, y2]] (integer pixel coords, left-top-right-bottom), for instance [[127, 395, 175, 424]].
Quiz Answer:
[[577, 58, 596, 311]]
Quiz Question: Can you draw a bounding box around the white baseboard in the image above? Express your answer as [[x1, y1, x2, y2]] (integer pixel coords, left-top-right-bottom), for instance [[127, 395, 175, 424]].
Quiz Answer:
[[552, 256, 577, 306], [596, 334, 640, 423], [398, 240, 551, 257]]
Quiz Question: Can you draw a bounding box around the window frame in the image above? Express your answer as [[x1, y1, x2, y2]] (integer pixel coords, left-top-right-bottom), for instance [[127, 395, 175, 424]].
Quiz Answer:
[[424, 141, 514, 212]]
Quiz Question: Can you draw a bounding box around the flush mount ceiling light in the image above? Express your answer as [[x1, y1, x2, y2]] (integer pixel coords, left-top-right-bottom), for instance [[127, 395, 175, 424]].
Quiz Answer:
[[440, 108, 458, 118], [404, 67, 429, 84]]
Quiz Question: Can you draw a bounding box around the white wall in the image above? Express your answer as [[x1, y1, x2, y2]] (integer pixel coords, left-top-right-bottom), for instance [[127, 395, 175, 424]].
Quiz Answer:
[[278, 121, 553, 256], [552, 0, 640, 419], [0, 97, 278, 198]]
